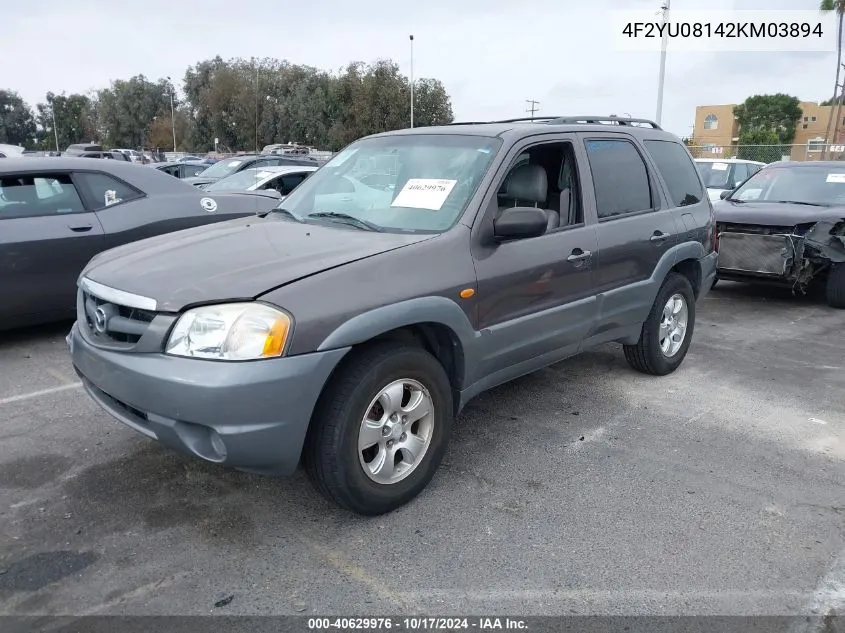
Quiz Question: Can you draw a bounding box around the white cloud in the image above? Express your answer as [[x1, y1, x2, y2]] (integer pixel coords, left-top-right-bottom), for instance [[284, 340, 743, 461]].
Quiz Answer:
[[2, 0, 837, 139]]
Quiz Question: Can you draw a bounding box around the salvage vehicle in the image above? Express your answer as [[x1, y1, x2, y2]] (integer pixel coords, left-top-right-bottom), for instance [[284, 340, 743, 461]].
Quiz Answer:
[[204, 165, 317, 196], [0, 157, 281, 330], [67, 116, 717, 515], [713, 160, 845, 308], [695, 157, 766, 202], [182, 153, 320, 189]]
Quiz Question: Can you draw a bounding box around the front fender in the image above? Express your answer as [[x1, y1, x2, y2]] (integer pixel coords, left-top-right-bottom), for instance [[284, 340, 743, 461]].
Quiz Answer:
[[316, 296, 480, 386]]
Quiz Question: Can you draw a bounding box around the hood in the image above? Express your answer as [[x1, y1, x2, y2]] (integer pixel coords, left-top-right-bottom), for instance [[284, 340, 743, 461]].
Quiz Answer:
[[81, 216, 436, 312], [713, 200, 845, 227]]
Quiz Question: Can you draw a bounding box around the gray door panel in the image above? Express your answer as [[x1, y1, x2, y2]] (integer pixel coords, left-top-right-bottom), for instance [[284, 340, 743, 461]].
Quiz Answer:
[[0, 213, 105, 322]]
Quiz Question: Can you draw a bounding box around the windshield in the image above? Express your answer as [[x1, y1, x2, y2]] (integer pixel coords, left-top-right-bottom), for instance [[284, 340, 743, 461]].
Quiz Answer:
[[274, 134, 501, 233], [730, 166, 845, 205], [695, 161, 733, 188], [196, 157, 251, 179], [205, 168, 269, 191]]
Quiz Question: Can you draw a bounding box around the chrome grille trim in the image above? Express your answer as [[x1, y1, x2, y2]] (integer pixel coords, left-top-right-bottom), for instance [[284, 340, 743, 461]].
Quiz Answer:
[[79, 277, 157, 311]]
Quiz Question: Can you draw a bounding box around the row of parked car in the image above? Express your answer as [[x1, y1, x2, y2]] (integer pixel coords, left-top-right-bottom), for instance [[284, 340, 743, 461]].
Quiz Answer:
[[3, 115, 843, 516]]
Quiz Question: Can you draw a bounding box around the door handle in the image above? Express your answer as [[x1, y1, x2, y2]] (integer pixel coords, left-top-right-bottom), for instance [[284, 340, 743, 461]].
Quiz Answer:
[[68, 224, 93, 232], [650, 230, 671, 242], [567, 249, 592, 262]]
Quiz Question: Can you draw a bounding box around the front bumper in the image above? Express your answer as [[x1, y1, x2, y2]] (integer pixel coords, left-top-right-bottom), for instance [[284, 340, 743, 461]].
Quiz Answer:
[[67, 320, 349, 475]]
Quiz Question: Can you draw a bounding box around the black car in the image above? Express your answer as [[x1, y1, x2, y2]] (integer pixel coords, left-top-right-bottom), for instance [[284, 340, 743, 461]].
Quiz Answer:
[[182, 154, 319, 188], [713, 160, 845, 308], [0, 157, 282, 330]]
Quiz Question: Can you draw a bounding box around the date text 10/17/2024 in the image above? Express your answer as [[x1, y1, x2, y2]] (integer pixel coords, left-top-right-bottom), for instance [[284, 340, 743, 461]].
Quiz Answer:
[[621, 21, 823, 39], [307, 617, 528, 630]]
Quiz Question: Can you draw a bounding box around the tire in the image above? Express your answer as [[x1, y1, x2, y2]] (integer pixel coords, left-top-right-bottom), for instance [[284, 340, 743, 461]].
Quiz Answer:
[[624, 272, 696, 376], [302, 342, 453, 515], [826, 263, 845, 309], [710, 276, 718, 290]]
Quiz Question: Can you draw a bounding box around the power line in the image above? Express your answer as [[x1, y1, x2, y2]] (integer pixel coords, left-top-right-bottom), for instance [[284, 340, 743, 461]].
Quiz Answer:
[[525, 99, 540, 120]]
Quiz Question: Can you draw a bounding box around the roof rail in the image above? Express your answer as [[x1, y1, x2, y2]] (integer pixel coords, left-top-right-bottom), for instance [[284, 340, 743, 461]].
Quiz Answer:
[[545, 116, 662, 129], [444, 115, 662, 129]]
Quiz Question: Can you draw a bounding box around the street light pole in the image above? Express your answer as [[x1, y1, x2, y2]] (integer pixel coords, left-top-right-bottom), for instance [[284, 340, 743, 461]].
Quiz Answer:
[[51, 105, 59, 152], [409, 34, 414, 128], [167, 76, 176, 153], [655, 0, 670, 126]]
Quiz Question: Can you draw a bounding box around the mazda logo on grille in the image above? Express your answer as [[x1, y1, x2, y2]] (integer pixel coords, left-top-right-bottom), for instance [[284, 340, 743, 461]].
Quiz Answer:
[[94, 307, 108, 333]]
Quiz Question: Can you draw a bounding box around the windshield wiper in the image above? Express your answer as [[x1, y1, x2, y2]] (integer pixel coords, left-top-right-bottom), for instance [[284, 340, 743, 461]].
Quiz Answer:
[[724, 197, 745, 203], [305, 211, 384, 232], [260, 207, 302, 221], [773, 200, 828, 207]]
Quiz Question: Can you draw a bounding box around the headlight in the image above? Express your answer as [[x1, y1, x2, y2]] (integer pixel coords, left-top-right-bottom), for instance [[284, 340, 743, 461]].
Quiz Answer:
[[165, 303, 292, 360]]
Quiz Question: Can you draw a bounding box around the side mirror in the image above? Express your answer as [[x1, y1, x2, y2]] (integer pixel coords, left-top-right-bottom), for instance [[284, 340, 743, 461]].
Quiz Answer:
[[493, 207, 548, 241], [719, 190, 732, 200]]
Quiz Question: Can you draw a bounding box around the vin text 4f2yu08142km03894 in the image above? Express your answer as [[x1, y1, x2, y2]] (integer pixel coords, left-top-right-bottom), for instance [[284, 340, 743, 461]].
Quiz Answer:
[[67, 116, 718, 515]]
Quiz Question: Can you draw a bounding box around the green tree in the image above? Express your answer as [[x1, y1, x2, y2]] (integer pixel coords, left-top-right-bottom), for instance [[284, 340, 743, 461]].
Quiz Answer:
[[0, 90, 36, 147], [733, 94, 803, 144], [821, 0, 845, 158], [97, 75, 174, 148], [736, 127, 786, 163], [34, 92, 98, 151]]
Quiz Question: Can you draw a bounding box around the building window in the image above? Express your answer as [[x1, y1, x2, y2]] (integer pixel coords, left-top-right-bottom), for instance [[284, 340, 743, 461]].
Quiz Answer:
[[803, 116, 809, 122], [803, 123, 808, 129], [703, 114, 718, 130], [808, 138, 825, 152], [811, 116, 817, 122]]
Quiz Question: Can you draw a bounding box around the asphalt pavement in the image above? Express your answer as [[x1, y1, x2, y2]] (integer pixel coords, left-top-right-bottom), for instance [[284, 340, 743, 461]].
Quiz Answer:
[[0, 282, 843, 618]]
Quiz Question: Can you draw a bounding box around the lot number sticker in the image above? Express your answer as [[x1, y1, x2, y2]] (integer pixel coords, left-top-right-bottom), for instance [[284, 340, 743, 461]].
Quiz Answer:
[[391, 179, 457, 211], [712, 163, 728, 171], [826, 173, 845, 183]]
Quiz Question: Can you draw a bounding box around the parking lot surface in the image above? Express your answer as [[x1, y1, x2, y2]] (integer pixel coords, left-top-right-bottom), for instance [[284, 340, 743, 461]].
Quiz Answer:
[[0, 282, 843, 617]]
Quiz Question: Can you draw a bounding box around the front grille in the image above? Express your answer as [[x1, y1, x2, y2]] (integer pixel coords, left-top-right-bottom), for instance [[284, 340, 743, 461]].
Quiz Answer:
[[717, 231, 796, 275], [81, 290, 156, 346]]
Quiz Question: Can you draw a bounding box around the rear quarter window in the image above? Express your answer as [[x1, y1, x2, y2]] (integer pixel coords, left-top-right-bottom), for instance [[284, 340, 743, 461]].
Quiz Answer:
[[643, 139, 704, 207], [75, 172, 144, 210]]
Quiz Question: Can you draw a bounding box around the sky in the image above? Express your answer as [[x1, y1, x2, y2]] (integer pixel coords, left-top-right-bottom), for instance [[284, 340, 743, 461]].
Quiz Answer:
[[1, 0, 839, 141]]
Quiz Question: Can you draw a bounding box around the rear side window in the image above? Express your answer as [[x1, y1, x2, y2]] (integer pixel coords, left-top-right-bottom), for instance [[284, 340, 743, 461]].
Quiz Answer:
[[183, 164, 207, 177], [278, 173, 309, 194], [0, 173, 86, 219], [584, 139, 653, 218], [643, 139, 704, 207], [75, 172, 144, 210]]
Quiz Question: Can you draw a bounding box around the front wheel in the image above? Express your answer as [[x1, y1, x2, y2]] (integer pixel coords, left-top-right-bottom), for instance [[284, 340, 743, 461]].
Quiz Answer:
[[826, 263, 845, 309], [624, 272, 696, 376], [303, 342, 453, 515]]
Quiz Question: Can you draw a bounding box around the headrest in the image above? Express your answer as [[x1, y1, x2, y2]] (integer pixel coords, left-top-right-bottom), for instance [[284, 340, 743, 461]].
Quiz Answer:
[[505, 163, 547, 204]]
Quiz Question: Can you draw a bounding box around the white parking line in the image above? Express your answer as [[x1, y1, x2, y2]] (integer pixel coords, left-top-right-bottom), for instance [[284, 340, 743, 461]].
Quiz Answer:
[[0, 382, 82, 406]]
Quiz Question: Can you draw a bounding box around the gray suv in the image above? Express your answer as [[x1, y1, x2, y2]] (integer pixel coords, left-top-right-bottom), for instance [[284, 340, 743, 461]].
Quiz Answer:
[[67, 116, 718, 515]]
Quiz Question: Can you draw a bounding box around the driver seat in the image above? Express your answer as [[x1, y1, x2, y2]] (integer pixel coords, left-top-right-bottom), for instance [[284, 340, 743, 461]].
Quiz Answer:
[[498, 163, 559, 231]]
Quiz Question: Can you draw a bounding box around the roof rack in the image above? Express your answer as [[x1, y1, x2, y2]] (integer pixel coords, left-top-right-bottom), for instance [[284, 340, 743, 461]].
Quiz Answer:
[[445, 115, 662, 130], [545, 116, 662, 129]]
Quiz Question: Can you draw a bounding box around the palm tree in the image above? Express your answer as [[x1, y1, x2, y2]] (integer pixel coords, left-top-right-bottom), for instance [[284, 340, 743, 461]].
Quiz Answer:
[[821, 0, 845, 159]]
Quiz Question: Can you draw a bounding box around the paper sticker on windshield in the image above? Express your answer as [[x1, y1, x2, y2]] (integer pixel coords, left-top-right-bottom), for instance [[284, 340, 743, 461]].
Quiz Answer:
[[227, 160, 242, 167], [256, 171, 273, 179], [826, 173, 845, 183], [200, 197, 217, 212], [391, 179, 457, 211], [711, 163, 728, 171]]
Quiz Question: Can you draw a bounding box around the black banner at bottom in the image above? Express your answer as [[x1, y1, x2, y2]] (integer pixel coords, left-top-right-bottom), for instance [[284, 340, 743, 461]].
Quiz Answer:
[[1, 616, 842, 633]]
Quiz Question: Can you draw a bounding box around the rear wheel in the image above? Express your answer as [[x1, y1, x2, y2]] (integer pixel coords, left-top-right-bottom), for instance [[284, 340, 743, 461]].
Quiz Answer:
[[624, 273, 696, 376], [303, 342, 453, 515], [826, 263, 845, 309]]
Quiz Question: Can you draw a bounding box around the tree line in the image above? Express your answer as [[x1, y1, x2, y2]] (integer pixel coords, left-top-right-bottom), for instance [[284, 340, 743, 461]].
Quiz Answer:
[[0, 56, 454, 153]]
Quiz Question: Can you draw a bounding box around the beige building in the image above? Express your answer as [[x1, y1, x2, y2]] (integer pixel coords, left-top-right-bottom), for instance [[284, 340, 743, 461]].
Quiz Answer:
[[692, 101, 845, 161]]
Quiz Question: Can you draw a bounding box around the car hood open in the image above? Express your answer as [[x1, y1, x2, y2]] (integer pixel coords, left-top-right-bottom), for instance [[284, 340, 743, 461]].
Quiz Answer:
[[714, 200, 845, 226], [81, 216, 436, 312]]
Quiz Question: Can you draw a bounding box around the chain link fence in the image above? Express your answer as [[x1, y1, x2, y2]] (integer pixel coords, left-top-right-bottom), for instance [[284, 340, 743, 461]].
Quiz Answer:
[[687, 143, 845, 163]]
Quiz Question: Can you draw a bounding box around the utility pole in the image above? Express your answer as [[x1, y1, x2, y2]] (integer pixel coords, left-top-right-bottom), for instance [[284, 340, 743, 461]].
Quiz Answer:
[[830, 64, 845, 158], [525, 99, 540, 120], [166, 76, 176, 153], [47, 94, 59, 152], [409, 35, 415, 128], [655, 0, 671, 125]]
